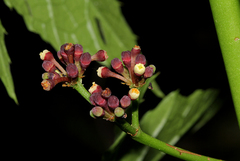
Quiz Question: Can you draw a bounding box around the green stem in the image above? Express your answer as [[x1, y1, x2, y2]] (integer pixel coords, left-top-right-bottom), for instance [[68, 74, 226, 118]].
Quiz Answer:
[[72, 78, 91, 103], [116, 119, 224, 161], [131, 99, 140, 129], [209, 0, 240, 127]]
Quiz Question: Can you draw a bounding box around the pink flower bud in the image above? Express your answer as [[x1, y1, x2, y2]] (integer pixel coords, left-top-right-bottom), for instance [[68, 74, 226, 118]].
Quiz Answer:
[[66, 63, 79, 78], [130, 45, 141, 57], [88, 82, 102, 94], [144, 66, 154, 78], [74, 44, 83, 61], [108, 95, 119, 109], [39, 50, 54, 61], [42, 60, 57, 72], [111, 58, 124, 74], [128, 88, 140, 100], [120, 95, 131, 108], [91, 50, 108, 62], [121, 51, 131, 69], [91, 92, 107, 107], [80, 52, 91, 69], [91, 106, 105, 117], [135, 54, 146, 65]]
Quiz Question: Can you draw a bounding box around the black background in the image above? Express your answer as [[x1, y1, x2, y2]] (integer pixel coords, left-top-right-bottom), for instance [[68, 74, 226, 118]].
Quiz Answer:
[[1, 0, 240, 160]]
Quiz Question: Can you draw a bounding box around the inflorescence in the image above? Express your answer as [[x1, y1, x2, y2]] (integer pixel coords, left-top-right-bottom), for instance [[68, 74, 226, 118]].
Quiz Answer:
[[40, 43, 156, 122], [40, 43, 108, 91]]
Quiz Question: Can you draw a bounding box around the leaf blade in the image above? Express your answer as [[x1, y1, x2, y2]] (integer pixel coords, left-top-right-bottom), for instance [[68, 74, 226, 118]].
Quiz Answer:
[[0, 19, 18, 104]]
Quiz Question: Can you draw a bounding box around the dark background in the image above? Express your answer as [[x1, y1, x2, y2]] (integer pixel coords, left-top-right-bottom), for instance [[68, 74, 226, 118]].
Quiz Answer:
[[1, 0, 239, 160]]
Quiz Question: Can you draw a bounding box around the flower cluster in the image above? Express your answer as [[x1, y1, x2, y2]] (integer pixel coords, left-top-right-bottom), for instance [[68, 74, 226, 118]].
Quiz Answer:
[[97, 45, 156, 88], [88, 82, 138, 122], [40, 43, 108, 91]]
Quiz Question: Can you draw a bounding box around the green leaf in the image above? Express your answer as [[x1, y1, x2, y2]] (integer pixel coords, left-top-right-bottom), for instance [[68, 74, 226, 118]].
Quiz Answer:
[[4, 0, 137, 66], [0, 19, 18, 104], [119, 89, 220, 161]]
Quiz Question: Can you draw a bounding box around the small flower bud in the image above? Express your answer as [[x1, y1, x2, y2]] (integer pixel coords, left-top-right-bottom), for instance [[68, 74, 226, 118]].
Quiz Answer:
[[144, 66, 154, 78], [91, 50, 108, 62], [59, 50, 68, 64], [66, 63, 79, 78], [91, 92, 107, 107], [101, 88, 111, 99], [42, 72, 60, 80], [42, 60, 57, 72], [41, 79, 55, 91], [135, 54, 146, 65], [131, 45, 141, 57], [39, 50, 54, 61], [114, 107, 125, 118], [120, 95, 131, 108], [108, 95, 119, 109], [91, 106, 105, 117], [88, 82, 102, 94], [97, 67, 130, 83], [80, 52, 91, 69], [134, 63, 146, 76], [149, 64, 156, 73], [121, 51, 131, 69], [111, 58, 124, 74], [128, 88, 140, 100], [74, 44, 83, 61]]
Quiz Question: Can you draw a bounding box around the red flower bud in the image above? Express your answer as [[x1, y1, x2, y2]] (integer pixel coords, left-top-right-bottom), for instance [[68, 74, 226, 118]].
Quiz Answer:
[[42, 72, 60, 80], [135, 54, 146, 65], [64, 43, 75, 64], [88, 82, 102, 94], [144, 66, 154, 78], [42, 60, 56, 72], [91, 92, 107, 107], [74, 44, 83, 61], [41, 77, 70, 91], [39, 50, 54, 61], [91, 50, 108, 62], [131, 45, 141, 57], [108, 95, 119, 109], [111, 58, 124, 74], [121, 51, 131, 69], [120, 95, 131, 108], [80, 52, 91, 69], [66, 63, 79, 78], [97, 67, 130, 84]]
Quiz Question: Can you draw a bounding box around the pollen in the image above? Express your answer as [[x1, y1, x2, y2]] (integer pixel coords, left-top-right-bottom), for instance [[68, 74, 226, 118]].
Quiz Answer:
[[128, 88, 140, 100], [41, 80, 50, 90], [64, 43, 74, 50]]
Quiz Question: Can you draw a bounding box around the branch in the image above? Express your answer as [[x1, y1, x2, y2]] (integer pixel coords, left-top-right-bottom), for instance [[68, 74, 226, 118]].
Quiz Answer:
[[209, 0, 240, 127]]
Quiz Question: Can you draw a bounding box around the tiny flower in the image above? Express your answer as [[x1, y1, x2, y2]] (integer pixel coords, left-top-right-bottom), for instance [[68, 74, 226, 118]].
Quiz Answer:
[[91, 92, 108, 107], [144, 66, 154, 78], [42, 72, 60, 80], [39, 50, 54, 61], [42, 60, 57, 72], [41, 77, 70, 91], [90, 106, 105, 118], [74, 44, 83, 61], [121, 51, 131, 69], [114, 107, 125, 118], [62, 43, 75, 64], [128, 88, 140, 100], [80, 52, 91, 69], [108, 95, 119, 109], [88, 82, 102, 94], [134, 63, 146, 76], [91, 50, 108, 62], [66, 63, 79, 78], [130, 45, 141, 57], [111, 58, 124, 74], [135, 54, 146, 65], [101, 88, 111, 99], [120, 95, 131, 108]]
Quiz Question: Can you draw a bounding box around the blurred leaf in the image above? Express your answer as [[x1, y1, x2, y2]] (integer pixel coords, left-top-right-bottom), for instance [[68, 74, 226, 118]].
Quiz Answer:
[[4, 0, 137, 66], [0, 19, 18, 104], [119, 89, 220, 161]]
